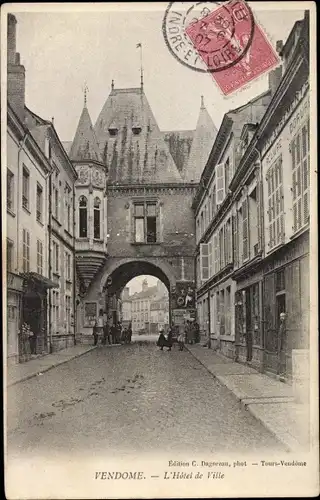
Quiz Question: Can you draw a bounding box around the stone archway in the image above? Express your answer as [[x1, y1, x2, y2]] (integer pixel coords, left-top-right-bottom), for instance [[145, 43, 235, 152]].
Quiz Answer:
[[100, 258, 176, 293], [100, 259, 176, 328]]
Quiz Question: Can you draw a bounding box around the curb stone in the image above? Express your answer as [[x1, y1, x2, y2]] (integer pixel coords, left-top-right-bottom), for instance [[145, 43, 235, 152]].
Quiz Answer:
[[185, 345, 293, 451], [7, 346, 97, 388]]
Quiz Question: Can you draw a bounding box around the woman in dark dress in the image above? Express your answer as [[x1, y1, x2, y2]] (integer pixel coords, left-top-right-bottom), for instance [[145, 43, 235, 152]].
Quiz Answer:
[[157, 329, 166, 350]]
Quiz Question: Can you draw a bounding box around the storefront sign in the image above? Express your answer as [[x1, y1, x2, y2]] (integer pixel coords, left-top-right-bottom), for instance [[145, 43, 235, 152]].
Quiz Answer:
[[171, 281, 195, 309]]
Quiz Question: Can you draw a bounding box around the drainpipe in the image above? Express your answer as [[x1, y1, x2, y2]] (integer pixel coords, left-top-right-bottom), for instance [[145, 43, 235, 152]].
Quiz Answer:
[[48, 168, 53, 353], [253, 145, 265, 369], [72, 179, 76, 345], [16, 133, 28, 272]]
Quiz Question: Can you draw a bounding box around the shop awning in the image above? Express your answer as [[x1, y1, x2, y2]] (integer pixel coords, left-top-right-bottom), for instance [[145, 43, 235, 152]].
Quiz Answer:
[[22, 272, 59, 289]]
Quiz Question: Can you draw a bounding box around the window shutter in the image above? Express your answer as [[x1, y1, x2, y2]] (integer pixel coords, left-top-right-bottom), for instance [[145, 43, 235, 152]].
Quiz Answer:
[[216, 163, 225, 205], [256, 181, 261, 250], [208, 239, 212, 278], [233, 214, 238, 266], [200, 243, 209, 282], [214, 233, 219, 274], [242, 198, 249, 260], [224, 223, 227, 265]]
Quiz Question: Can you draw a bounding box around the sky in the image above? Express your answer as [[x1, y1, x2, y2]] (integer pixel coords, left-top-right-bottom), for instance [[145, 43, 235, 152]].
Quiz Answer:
[[126, 275, 158, 295], [10, 3, 305, 142]]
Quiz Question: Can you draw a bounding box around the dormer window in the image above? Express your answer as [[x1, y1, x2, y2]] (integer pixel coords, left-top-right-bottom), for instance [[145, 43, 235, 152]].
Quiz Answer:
[[108, 121, 118, 136], [132, 126, 142, 135]]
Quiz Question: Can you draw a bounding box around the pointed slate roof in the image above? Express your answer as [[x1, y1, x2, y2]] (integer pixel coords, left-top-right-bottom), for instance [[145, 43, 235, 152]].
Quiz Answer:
[[70, 106, 102, 162], [94, 87, 183, 184], [183, 97, 218, 183], [163, 130, 194, 174]]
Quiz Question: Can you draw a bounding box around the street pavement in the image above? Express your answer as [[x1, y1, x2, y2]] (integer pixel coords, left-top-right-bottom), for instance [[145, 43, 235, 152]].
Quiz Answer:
[[6, 338, 285, 458]]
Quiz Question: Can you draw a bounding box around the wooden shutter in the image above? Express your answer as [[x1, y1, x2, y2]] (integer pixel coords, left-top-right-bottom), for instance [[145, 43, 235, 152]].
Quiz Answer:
[[214, 233, 219, 274], [242, 198, 249, 260], [256, 181, 261, 250], [208, 239, 213, 278], [216, 163, 225, 205], [200, 243, 209, 282], [233, 214, 238, 266]]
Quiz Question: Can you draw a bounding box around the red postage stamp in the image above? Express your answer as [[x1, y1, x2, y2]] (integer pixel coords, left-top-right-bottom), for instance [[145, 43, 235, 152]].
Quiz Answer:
[[184, 0, 280, 95]]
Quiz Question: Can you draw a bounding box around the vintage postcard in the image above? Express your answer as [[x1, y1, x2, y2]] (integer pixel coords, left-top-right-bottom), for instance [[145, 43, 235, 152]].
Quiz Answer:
[[2, 1, 318, 498]]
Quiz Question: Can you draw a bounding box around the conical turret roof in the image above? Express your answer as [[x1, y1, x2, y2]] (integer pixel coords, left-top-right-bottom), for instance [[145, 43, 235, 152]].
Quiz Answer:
[[183, 97, 217, 182], [94, 87, 182, 184], [70, 106, 102, 162]]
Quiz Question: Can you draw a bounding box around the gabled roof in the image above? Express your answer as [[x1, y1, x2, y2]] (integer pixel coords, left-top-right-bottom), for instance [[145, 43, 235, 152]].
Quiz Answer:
[[183, 99, 218, 182], [70, 106, 102, 162], [94, 87, 183, 184], [24, 106, 77, 178]]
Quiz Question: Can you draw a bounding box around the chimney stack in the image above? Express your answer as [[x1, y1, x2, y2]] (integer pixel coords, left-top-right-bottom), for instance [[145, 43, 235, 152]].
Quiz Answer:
[[7, 14, 26, 122], [142, 279, 148, 292], [122, 287, 130, 300], [276, 40, 284, 55]]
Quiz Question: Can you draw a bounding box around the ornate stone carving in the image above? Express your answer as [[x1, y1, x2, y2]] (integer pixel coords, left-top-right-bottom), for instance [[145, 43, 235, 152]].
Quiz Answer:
[[92, 168, 104, 187], [78, 167, 89, 184]]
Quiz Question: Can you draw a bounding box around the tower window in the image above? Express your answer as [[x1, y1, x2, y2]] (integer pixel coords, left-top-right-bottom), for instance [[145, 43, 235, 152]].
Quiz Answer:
[[133, 202, 157, 243], [94, 197, 101, 239], [79, 196, 87, 238]]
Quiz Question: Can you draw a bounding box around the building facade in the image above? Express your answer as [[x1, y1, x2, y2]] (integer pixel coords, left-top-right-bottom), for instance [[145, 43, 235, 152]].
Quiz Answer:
[[194, 12, 310, 380], [194, 90, 272, 357], [6, 14, 77, 362]]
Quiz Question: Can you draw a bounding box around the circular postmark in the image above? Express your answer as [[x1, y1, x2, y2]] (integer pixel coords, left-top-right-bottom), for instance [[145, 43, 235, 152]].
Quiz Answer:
[[162, 0, 255, 73]]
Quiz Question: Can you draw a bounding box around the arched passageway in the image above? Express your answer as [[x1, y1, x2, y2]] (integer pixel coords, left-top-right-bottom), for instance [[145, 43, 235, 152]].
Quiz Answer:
[[101, 260, 172, 327]]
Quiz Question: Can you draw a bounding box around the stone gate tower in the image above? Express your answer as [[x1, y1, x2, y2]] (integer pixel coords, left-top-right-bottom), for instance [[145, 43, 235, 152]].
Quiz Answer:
[[67, 81, 217, 340]]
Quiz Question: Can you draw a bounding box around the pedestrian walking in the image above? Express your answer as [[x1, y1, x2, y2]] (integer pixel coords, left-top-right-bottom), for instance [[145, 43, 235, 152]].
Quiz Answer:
[[177, 331, 185, 351], [92, 320, 98, 346], [103, 322, 111, 345], [110, 323, 117, 344], [167, 328, 173, 351], [156, 329, 166, 350], [127, 323, 132, 344], [186, 320, 193, 344], [116, 322, 122, 344], [193, 321, 200, 344]]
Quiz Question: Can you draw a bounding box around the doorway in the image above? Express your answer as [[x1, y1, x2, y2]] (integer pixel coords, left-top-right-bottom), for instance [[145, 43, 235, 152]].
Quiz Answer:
[[276, 292, 286, 377], [23, 292, 42, 355]]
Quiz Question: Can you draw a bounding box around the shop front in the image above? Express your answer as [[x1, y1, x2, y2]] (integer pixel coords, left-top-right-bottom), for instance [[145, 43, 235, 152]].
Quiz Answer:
[[262, 232, 309, 380], [7, 272, 24, 365], [21, 272, 58, 360]]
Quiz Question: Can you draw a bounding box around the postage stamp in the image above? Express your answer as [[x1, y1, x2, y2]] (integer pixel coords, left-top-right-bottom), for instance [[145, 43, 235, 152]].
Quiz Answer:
[[163, 0, 280, 95]]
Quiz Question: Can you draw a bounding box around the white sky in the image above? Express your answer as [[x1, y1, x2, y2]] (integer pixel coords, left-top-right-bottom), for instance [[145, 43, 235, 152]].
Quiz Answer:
[[11, 4, 305, 142], [126, 275, 158, 295]]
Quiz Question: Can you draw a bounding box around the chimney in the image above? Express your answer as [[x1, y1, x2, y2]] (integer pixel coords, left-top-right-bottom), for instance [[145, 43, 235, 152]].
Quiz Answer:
[[142, 279, 148, 292], [276, 40, 284, 55], [122, 287, 130, 300], [268, 66, 282, 97], [7, 14, 26, 122]]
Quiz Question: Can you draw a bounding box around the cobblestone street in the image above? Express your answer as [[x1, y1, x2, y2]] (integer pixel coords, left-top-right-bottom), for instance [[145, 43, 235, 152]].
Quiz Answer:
[[7, 339, 285, 457]]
